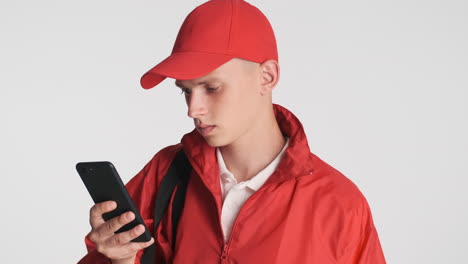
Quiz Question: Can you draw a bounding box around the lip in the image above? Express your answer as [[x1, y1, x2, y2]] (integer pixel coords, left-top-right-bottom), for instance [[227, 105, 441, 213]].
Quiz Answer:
[[197, 124, 213, 129], [197, 125, 216, 136]]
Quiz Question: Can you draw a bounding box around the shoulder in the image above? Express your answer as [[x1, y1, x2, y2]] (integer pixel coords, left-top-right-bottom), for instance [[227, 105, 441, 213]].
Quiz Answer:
[[297, 152, 371, 214], [125, 143, 183, 192], [124, 143, 184, 218], [142, 143, 183, 174], [299, 154, 386, 262], [296, 153, 380, 255]]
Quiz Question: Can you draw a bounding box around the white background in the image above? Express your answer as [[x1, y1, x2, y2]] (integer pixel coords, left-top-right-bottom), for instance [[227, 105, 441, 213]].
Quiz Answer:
[[1, 0, 467, 263]]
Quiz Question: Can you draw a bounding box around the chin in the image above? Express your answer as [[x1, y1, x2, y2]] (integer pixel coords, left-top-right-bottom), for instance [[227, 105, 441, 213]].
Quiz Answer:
[[204, 138, 223, 148], [203, 135, 231, 148]]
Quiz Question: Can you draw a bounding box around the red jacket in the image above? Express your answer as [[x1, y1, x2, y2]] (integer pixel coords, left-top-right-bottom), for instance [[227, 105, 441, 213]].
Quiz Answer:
[[78, 104, 386, 264]]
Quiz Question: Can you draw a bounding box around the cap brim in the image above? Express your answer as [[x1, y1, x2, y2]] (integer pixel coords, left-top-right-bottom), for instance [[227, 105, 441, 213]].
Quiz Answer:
[[140, 51, 234, 89]]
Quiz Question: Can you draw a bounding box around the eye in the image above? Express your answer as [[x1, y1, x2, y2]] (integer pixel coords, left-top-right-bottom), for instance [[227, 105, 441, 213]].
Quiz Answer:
[[180, 88, 191, 95], [206, 86, 219, 93], [178, 86, 219, 95]]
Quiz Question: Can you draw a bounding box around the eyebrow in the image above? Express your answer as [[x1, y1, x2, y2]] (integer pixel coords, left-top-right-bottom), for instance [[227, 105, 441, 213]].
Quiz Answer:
[[174, 78, 222, 89]]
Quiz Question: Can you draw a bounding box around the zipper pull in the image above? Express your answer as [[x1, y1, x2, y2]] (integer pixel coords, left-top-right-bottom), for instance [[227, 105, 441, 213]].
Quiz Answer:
[[220, 244, 228, 263]]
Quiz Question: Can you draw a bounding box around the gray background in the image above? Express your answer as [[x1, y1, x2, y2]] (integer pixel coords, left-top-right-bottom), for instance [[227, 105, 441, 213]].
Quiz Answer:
[[1, 0, 467, 263]]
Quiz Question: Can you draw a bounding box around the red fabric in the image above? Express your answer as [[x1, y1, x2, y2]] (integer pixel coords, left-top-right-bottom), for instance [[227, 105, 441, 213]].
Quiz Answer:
[[78, 103, 386, 264], [140, 0, 278, 89]]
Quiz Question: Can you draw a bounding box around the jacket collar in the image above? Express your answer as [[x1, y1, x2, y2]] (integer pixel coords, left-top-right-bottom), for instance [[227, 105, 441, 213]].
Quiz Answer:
[[217, 137, 290, 192], [181, 103, 316, 196]]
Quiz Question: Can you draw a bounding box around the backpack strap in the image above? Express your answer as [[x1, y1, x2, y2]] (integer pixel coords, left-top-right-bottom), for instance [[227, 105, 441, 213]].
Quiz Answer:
[[170, 150, 191, 249], [140, 148, 191, 264]]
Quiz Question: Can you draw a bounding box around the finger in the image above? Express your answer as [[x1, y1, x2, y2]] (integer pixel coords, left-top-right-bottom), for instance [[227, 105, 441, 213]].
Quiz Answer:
[[103, 237, 154, 261], [106, 224, 147, 247], [116, 237, 155, 256], [90, 201, 117, 229], [96, 211, 135, 240]]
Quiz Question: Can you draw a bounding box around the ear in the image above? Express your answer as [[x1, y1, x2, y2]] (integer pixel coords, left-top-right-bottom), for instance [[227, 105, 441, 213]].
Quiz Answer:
[[259, 59, 280, 96]]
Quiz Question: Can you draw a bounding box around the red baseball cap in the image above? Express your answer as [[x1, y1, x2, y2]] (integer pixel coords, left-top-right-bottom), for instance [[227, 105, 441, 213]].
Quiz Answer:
[[140, 0, 278, 89]]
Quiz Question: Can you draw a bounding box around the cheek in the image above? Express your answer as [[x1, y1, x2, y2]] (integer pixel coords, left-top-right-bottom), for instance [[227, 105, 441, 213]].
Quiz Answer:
[[220, 88, 258, 130], [214, 94, 238, 125]]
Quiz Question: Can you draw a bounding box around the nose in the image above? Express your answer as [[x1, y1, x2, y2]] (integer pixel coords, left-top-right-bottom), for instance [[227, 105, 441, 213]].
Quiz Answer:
[[187, 90, 208, 119]]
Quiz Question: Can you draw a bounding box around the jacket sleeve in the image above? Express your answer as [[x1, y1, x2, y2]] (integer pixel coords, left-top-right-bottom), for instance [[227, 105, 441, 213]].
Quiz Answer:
[[337, 194, 387, 264], [77, 145, 181, 264]]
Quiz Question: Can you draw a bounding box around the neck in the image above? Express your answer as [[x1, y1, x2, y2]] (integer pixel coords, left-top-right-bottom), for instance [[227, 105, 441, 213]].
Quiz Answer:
[[219, 105, 286, 183]]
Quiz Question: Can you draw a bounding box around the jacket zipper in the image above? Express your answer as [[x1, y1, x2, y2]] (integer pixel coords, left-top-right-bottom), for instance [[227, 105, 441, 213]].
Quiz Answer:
[[202, 180, 229, 260], [202, 179, 267, 263], [202, 169, 314, 263], [219, 186, 268, 263], [219, 171, 313, 263]]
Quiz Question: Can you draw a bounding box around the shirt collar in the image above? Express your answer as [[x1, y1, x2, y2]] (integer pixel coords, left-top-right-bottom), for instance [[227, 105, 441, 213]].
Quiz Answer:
[[216, 137, 290, 191]]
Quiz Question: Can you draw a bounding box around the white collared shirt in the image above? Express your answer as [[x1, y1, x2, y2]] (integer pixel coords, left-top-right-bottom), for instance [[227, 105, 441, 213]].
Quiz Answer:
[[216, 137, 290, 242]]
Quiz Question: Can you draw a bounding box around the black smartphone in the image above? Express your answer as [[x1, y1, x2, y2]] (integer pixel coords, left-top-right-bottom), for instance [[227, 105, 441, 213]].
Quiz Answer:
[[76, 161, 152, 242]]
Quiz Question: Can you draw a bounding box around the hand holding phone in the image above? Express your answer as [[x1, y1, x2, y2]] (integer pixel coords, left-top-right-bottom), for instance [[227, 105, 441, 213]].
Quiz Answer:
[[77, 161, 155, 262], [87, 200, 154, 262]]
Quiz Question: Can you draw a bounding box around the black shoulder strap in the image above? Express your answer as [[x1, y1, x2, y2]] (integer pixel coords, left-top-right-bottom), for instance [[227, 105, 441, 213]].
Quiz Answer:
[[140, 149, 191, 264], [170, 150, 191, 249]]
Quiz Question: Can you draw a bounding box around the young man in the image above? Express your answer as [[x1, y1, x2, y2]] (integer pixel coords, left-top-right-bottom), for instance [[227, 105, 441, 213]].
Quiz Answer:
[[78, 0, 386, 263]]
